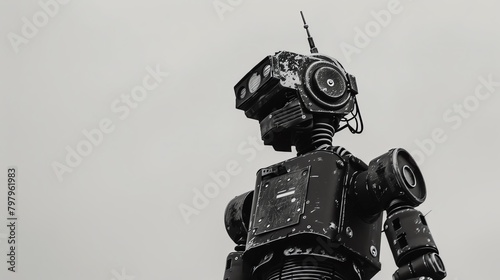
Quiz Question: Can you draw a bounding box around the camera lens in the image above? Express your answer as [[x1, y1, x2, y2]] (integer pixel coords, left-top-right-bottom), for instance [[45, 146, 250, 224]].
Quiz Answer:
[[313, 66, 346, 99], [239, 88, 247, 99], [402, 165, 416, 188], [262, 64, 271, 78], [248, 73, 261, 93]]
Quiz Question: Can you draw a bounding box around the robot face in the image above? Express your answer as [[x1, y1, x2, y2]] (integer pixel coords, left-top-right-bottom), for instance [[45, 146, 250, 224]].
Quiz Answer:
[[234, 51, 358, 120], [234, 51, 362, 151]]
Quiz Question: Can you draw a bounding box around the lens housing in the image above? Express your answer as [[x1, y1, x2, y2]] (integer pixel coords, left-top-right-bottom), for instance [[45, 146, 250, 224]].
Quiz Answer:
[[302, 60, 353, 113], [351, 148, 426, 216]]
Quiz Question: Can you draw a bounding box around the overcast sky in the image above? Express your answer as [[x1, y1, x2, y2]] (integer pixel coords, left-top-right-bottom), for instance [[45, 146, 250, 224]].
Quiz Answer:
[[1, 0, 499, 279]]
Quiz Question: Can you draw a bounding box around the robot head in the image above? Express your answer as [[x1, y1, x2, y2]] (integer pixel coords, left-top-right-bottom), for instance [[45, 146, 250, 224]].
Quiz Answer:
[[234, 12, 363, 153], [234, 51, 362, 152]]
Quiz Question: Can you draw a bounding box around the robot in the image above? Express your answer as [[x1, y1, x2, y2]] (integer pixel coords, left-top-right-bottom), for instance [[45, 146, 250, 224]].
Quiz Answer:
[[222, 12, 446, 280]]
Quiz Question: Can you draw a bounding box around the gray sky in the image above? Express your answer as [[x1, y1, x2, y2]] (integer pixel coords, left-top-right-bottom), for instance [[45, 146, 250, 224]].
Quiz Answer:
[[1, 0, 499, 279]]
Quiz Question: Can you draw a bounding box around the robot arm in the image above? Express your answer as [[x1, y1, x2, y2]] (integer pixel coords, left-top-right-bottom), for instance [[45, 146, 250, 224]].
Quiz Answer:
[[223, 191, 253, 280], [384, 205, 446, 280], [351, 148, 447, 280]]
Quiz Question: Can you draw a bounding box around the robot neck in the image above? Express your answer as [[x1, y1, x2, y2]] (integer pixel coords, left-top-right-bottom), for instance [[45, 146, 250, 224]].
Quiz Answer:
[[294, 116, 338, 156]]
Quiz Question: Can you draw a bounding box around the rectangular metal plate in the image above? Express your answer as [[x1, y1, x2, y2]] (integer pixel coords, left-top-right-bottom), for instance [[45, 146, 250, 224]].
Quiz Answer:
[[254, 167, 309, 235]]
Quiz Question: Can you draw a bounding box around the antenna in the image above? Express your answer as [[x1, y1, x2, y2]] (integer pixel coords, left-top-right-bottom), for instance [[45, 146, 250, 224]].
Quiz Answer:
[[300, 11, 318, 54]]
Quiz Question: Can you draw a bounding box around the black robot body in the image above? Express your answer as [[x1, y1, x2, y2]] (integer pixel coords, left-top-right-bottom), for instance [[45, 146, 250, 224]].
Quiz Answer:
[[243, 148, 383, 280], [222, 12, 446, 280]]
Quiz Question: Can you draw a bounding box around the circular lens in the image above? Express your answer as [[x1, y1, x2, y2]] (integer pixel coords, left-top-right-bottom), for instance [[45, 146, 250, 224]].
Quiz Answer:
[[402, 165, 416, 188], [303, 61, 352, 110], [432, 253, 446, 272], [239, 87, 247, 99], [262, 65, 271, 77], [394, 149, 426, 205], [248, 73, 261, 93], [313, 66, 346, 98]]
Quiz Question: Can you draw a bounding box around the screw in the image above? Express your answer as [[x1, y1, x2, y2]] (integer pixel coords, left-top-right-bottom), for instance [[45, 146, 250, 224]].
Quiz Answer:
[[370, 246, 378, 257]]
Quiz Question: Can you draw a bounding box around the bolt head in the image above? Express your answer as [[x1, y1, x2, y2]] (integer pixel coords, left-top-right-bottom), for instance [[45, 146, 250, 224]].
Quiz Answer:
[[370, 245, 378, 257]]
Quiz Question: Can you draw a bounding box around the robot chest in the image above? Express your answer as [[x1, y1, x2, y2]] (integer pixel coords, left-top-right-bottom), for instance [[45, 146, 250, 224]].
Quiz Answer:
[[247, 150, 347, 248]]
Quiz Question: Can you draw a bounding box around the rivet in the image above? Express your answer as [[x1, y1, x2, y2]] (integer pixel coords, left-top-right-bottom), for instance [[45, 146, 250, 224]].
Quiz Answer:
[[370, 246, 378, 257], [346, 227, 353, 238]]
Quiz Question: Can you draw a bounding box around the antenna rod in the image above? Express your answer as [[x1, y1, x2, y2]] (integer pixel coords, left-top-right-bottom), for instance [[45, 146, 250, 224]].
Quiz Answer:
[[300, 11, 318, 53]]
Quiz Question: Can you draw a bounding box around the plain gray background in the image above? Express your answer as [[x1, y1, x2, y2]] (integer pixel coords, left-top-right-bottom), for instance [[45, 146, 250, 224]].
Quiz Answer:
[[1, 0, 499, 279]]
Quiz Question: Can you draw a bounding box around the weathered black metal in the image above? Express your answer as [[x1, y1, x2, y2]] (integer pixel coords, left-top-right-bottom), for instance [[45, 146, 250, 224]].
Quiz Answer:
[[222, 12, 446, 280], [384, 207, 439, 266], [225, 191, 254, 245]]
